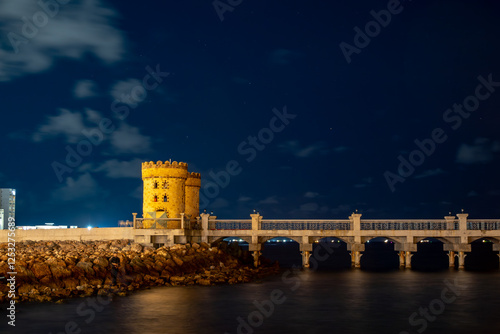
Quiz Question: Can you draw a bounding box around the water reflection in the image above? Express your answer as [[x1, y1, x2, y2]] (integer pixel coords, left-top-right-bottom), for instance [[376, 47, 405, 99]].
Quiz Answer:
[[5, 270, 500, 334]]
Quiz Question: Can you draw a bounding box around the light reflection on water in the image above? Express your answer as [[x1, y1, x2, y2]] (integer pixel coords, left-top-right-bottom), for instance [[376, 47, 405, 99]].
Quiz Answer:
[[4, 270, 500, 334]]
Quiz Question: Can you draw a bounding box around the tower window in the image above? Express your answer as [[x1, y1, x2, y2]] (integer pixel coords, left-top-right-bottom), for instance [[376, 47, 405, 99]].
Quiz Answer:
[[153, 195, 158, 202], [162, 181, 168, 189], [153, 181, 158, 189], [163, 195, 168, 202]]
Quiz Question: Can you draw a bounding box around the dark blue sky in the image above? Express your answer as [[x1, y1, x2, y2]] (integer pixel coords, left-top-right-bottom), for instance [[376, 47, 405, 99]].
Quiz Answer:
[[1, 0, 500, 227]]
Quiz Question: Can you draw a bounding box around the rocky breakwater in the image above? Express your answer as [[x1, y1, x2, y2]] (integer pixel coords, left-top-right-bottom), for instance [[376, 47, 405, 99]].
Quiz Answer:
[[0, 240, 279, 303]]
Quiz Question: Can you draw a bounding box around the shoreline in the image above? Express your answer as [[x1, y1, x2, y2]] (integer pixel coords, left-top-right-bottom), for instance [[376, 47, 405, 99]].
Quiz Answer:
[[0, 240, 280, 303]]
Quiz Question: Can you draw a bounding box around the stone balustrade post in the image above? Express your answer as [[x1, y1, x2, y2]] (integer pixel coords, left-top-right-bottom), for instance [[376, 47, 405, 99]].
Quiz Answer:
[[250, 213, 262, 230], [200, 213, 210, 243], [457, 213, 469, 244], [349, 213, 362, 244], [444, 215, 456, 230], [132, 213, 137, 229]]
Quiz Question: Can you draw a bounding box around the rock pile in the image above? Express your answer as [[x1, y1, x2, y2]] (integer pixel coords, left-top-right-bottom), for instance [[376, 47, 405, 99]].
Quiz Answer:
[[0, 240, 279, 303]]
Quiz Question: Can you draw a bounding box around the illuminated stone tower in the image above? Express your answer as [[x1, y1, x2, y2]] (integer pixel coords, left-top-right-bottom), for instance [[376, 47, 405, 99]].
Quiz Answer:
[[185, 172, 201, 219], [142, 161, 196, 221]]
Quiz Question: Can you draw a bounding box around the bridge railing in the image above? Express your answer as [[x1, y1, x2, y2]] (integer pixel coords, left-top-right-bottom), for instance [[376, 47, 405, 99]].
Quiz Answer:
[[133, 215, 500, 231], [209, 220, 252, 230], [261, 220, 351, 230], [360, 220, 455, 230], [467, 220, 500, 230], [183, 218, 201, 230]]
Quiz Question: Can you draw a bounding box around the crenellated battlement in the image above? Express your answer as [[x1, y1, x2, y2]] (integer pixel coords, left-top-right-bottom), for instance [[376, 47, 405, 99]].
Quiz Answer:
[[142, 161, 189, 170]]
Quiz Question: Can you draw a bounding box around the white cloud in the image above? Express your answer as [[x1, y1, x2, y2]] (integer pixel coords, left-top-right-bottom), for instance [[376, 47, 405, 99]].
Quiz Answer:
[[304, 191, 319, 198], [330, 204, 351, 216], [278, 140, 329, 158], [32, 109, 85, 143], [31, 108, 151, 155], [299, 202, 319, 212], [84, 108, 102, 124], [0, 0, 126, 81], [456, 138, 500, 164], [467, 190, 478, 197], [269, 48, 302, 65], [52, 173, 102, 201], [414, 168, 445, 179], [258, 196, 279, 205], [32, 108, 103, 143], [110, 79, 143, 106], [74, 80, 98, 98], [92, 158, 142, 178], [211, 198, 229, 209], [110, 123, 152, 154], [333, 146, 348, 153]]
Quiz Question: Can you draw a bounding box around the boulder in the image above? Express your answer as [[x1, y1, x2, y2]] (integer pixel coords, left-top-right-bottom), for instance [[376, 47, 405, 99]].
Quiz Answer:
[[130, 243, 143, 252], [31, 263, 53, 281]]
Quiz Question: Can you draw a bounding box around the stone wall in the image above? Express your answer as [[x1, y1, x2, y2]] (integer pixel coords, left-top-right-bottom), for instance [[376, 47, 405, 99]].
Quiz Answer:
[[0, 227, 133, 243]]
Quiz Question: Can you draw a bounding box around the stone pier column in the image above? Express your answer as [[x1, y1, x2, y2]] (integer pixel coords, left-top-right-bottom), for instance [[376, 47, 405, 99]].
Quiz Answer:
[[252, 251, 261, 267], [444, 243, 470, 269], [249, 243, 262, 267], [395, 243, 416, 269], [302, 251, 311, 268], [300, 239, 313, 268], [405, 251, 413, 269], [347, 243, 365, 269], [448, 251, 456, 268], [458, 251, 466, 269], [399, 251, 406, 267], [350, 251, 362, 268]]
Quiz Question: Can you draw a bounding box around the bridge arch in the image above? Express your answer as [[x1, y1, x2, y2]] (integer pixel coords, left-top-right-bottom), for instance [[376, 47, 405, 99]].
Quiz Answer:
[[361, 237, 400, 270], [310, 237, 351, 270], [364, 236, 401, 245], [469, 236, 500, 244], [416, 236, 454, 244], [209, 236, 252, 246], [412, 237, 449, 271], [310, 236, 351, 245], [261, 236, 301, 268], [260, 236, 302, 244], [466, 238, 500, 270]]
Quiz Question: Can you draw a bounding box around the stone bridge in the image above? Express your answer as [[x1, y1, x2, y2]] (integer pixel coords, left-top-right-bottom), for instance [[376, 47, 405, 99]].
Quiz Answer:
[[131, 212, 500, 269]]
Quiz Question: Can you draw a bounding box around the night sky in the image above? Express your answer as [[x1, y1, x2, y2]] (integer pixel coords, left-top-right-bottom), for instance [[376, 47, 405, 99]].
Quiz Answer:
[[1, 0, 500, 227]]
